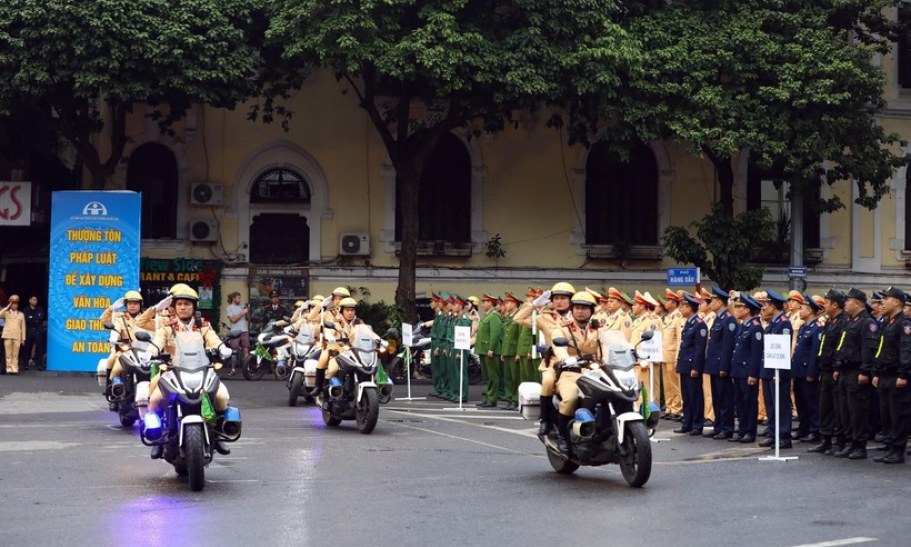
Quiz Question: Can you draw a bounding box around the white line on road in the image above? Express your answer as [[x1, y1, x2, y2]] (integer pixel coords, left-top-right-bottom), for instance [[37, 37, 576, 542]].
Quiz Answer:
[[387, 418, 533, 455], [387, 409, 540, 439], [776, 538, 876, 547]]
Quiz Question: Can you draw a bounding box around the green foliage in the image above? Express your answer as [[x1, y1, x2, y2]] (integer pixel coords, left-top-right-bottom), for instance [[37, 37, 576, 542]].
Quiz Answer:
[[663, 203, 776, 292], [348, 287, 404, 336], [607, 0, 907, 214], [0, 0, 261, 186], [485, 233, 506, 261]]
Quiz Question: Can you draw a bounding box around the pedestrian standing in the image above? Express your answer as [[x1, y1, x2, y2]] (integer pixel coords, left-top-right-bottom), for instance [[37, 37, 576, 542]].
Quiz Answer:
[[0, 295, 26, 374], [704, 286, 737, 439], [225, 292, 250, 376], [759, 289, 793, 448], [808, 289, 848, 455], [499, 292, 521, 410], [21, 296, 45, 370], [791, 294, 824, 443], [729, 293, 764, 444], [425, 292, 445, 399], [515, 288, 539, 384], [673, 293, 707, 435], [660, 290, 684, 421], [474, 294, 503, 408]]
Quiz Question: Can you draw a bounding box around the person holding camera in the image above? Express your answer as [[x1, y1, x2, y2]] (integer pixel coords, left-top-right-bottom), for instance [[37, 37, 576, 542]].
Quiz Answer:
[[225, 292, 250, 376]]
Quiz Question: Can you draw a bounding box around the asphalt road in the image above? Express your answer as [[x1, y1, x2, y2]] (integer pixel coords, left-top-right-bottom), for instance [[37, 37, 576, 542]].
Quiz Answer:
[[1, 371, 909, 547]]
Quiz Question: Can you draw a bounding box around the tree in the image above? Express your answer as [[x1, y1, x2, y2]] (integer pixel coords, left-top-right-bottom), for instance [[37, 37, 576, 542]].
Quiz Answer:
[[0, 0, 262, 189], [663, 203, 776, 292], [265, 0, 641, 321], [609, 0, 906, 218]]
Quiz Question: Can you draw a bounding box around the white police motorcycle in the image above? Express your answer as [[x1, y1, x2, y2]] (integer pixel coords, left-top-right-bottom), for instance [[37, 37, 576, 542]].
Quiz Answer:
[[135, 327, 242, 492], [286, 323, 321, 406], [519, 331, 658, 487]]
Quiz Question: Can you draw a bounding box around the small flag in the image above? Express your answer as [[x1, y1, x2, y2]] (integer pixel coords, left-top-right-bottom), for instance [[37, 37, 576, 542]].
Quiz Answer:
[[640, 386, 651, 421], [201, 392, 217, 424]]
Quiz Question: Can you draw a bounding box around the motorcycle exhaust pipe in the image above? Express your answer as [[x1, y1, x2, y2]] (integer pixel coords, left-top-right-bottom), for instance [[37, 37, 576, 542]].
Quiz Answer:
[[218, 407, 242, 441], [110, 378, 126, 399], [572, 408, 596, 439], [378, 384, 393, 399], [327, 385, 344, 400]]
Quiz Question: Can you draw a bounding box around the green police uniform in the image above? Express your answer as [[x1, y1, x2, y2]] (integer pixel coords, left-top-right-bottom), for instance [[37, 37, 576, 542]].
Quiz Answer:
[[450, 309, 472, 402], [475, 301, 503, 405], [428, 306, 445, 398], [440, 308, 455, 399], [517, 321, 538, 384], [500, 308, 521, 407]]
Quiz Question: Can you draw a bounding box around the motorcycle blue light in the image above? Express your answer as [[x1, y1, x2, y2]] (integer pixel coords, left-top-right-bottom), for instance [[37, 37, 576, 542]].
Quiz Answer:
[[328, 377, 343, 387], [574, 408, 595, 423], [112, 377, 123, 385], [144, 412, 162, 439], [224, 406, 241, 422]]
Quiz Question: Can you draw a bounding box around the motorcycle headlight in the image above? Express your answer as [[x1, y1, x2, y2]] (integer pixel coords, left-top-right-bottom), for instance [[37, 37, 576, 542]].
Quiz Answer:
[[613, 368, 638, 391], [182, 371, 204, 392]]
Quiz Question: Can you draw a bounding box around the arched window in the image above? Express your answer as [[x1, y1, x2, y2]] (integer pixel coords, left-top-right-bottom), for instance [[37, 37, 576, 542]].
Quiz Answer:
[[250, 169, 310, 203], [127, 143, 178, 239], [584, 141, 658, 246], [395, 133, 471, 243]]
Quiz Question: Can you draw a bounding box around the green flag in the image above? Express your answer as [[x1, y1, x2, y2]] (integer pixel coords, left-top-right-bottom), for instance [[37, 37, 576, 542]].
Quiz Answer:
[[201, 392, 217, 424], [640, 386, 651, 422]]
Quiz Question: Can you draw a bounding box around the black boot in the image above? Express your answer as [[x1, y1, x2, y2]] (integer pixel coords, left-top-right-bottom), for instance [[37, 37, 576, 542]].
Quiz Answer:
[[833, 442, 853, 458], [214, 412, 232, 455], [150, 445, 163, 459], [848, 442, 867, 460], [556, 414, 572, 455], [214, 440, 231, 455], [310, 368, 325, 397], [807, 436, 832, 453], [538, 396, 553, 436]]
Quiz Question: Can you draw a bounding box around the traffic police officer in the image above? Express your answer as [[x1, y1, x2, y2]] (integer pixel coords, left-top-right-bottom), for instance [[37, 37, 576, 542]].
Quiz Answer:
[[674, 293, 708, 435], [704, 286, 737, 439], [792, 294, 824, 443], [729, 293, 764, 443], [661, 290, 684, 420]]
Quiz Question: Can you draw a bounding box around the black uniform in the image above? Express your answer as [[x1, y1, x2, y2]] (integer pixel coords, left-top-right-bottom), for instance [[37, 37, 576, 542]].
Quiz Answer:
[[263, 304, 290, 326], [833, 311, 877, 449], [817, 312, 846, 444], [22, 304, 45, 369], [873, 313, 911, 455]]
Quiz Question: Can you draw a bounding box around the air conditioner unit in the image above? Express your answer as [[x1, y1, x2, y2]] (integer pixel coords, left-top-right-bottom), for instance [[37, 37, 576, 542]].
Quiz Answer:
[[189, 220, 218, 243], [190, 182, 223, 206], [339, 232, 370, 256]]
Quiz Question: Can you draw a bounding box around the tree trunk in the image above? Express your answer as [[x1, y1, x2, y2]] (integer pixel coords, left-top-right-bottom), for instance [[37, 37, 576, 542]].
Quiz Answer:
[[395, 164, 420, 322], [703, 145, 735, 218]]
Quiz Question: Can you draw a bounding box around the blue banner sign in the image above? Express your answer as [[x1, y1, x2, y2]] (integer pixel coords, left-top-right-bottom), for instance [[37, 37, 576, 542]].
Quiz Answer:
[[47, 191, 141, 372], [667, 267, 699, 286]]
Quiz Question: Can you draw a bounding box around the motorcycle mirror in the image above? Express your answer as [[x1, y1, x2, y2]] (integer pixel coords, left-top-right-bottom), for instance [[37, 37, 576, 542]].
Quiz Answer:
[[384, 327, 399, 338], [134, 331, 153, 342], [323, 321, 337, 330], [552, 337, 569, 347], [640, 331, 654, 341], [103, 321, 116, 330]]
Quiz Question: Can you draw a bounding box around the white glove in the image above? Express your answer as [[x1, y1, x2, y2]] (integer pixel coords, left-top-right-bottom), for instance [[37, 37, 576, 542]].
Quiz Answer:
[[321, 296, 333, 309], [153, 295, 173, 312], [532, 290, 551, 308], [380, 340, 390, 349], [110, 298, 125, 310], [220, 346, 233, 360]]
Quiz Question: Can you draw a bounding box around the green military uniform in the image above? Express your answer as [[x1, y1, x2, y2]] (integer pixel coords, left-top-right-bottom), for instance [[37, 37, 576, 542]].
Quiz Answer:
[[475, 298, 503, 405], [517, 319, 538, 384], [500, 305, 521, 408], [440, 300, 455, 399], [448, 302, 472, 402], [428, 296, 446, 398]]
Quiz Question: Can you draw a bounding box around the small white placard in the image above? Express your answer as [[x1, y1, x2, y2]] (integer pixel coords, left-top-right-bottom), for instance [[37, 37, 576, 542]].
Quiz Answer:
[[637, 330, 663, 362], [402, 322, 413, 347], [763, 334, 791, 370], [454, 326, 471, 350]]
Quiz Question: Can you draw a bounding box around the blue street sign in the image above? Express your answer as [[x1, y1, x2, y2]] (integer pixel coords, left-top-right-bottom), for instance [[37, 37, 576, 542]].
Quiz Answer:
[[788, 266, 808, 279], [667, 268, 698, 286]]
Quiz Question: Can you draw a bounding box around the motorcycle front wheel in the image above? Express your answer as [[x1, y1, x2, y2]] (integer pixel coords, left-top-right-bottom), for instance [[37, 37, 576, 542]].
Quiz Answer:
[[356, 388, 379, 434], [120, 416, 136, 428], [242, 354, 267, 381], [322, 408, 342, 427], [288, 373, 303, 407], [619, 422, 652, 488], [184, 424, 206, 492], [547, 447, 579, 475]]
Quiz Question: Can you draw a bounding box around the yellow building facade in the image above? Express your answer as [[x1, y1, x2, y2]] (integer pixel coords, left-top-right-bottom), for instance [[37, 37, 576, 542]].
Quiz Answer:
[[84, 52, 911, 325]]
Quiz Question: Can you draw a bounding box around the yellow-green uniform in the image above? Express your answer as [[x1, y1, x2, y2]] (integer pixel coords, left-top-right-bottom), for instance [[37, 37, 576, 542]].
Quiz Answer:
[[475, 310, 503, 405], [429, 310, 446, 397], [448, 313, 472, 402], [499, 311, 521, 406], [517, 323, 538, 383]]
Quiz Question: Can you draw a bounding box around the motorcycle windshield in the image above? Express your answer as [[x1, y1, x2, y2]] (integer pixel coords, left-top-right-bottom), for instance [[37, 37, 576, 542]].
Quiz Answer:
[[173, 332, 209, 372], [296, 325, 314, 345], [598, 331, 636, 371], [352, 325, 377, 367]]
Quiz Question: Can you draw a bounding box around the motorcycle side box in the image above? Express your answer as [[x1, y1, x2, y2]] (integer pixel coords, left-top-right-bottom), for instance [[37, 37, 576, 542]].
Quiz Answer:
[[518, 382, 542, 421], [96, 359, 109, 387]]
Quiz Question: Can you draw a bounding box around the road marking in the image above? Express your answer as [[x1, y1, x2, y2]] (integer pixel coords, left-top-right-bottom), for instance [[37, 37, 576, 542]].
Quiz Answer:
[[0, 441, 81, 452], [387, 418, 532, 454], [777, 538, 876, 547], [387, 409, 540, 439]]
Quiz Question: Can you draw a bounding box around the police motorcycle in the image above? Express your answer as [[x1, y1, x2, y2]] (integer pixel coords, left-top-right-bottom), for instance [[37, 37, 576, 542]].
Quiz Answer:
[[318, 321, 393, 434], [519, 331, 658, 488], [97, 322, 156, 428], [242, 318, 294, 381], [286, 323, 322, 406], [134, 325, 242, 492]]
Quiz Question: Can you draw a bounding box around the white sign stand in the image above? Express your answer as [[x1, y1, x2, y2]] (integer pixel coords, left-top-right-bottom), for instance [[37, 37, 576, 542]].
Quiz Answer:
[[395, 323, 425, 401], [759, 334, 796, 462], [444, 325, 475, 412]]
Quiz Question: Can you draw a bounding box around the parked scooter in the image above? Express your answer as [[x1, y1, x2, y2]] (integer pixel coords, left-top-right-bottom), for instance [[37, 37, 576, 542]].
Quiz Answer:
[[242, 318, 294, 381], [135, 327, 242, 492], [318, 322, 392, 434], [519, 331, 659, 488]]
